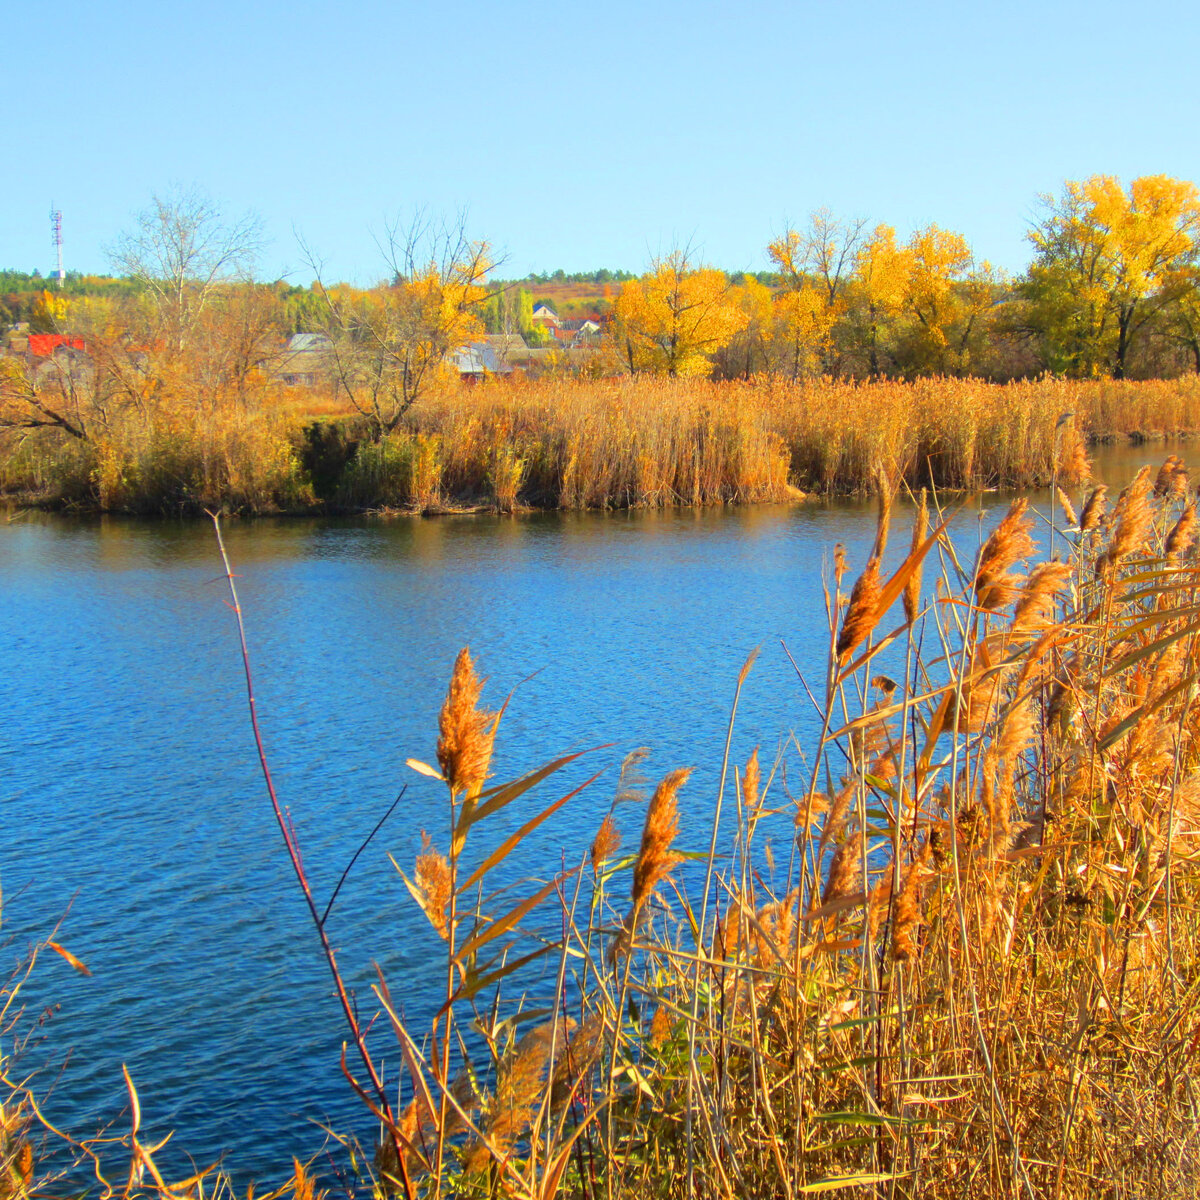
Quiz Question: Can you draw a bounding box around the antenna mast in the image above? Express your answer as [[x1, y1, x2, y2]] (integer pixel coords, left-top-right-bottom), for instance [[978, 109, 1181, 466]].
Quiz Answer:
[[50, 207, 64, 287]]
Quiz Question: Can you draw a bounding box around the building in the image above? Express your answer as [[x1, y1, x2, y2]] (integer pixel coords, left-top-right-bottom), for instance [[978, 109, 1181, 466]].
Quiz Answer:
[[277, 332, 333, 387]]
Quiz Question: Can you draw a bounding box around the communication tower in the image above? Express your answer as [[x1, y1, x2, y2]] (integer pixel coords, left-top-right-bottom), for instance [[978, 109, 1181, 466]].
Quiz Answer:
[[50, 207, 65, 286]]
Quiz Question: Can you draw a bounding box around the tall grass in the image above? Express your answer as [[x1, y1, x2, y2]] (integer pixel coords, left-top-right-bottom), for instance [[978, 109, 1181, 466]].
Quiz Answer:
[[406, 374, 1200, 505], [7, 375, 1200, 513]]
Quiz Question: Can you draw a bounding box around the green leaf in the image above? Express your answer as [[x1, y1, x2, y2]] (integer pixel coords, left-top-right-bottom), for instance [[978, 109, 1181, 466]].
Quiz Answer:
[[799, 1173, 910, 1192]]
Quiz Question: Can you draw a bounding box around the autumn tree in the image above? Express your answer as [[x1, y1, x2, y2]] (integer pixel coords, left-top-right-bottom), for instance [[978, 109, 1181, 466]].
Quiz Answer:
[[846, 224, 911, 376], [1165, 265, 1200, 373], [1022, 175, 1200, 377], [110, 186, 264, 355], [611, 249, 747, 376], [312, 213, 492, 439], [769, 288, 839, 380], [712, 276, 773, 379], [768, 210, 867, 374], [896, 224, 975, 374], [0, 290, 142, 443]]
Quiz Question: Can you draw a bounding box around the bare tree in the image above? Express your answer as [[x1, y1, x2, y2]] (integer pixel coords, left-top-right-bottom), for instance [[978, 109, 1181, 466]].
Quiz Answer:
[[110, 186, 264, 353], [305, 211, 494, 440]]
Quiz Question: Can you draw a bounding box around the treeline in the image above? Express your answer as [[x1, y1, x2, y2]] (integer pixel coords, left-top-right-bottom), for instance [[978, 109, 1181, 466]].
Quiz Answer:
[[1, 270, 328, 337], [519, 267, 637, 285], [8, 174, 1200, 383], [7, 177, 1200, 513], [614, 177, 1200, 382]]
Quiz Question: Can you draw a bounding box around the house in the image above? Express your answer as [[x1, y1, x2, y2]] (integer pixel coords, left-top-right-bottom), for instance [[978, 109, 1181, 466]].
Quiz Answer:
[[29, 333, 86, 357], [480, 333, 533, 369], [531, 304, 560, 333], [556, 318, 603, 348], [450, 341, 515, 381], [277, 331, 332, 387]]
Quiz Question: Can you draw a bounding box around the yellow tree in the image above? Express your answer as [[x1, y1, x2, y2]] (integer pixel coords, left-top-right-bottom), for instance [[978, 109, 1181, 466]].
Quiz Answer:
[[713, 276, 773, 378], [612, 250, 747, 376], [769, 287, 837, 381], [900, 224, 974, 374], [849, 224, 912, 376], [768, 210, 867, 373], [1025, 175, 1200, 377]]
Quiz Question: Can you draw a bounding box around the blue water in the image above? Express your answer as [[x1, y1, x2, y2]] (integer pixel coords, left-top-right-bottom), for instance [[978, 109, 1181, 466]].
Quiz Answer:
[[0, 441, 1176, 1184]]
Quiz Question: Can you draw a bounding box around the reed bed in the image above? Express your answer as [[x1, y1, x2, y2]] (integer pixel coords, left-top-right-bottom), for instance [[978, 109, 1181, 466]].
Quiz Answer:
[[7, 455, 1200, 1198], [399, 373, 1200, 506], [7, 374, 1200, 513]]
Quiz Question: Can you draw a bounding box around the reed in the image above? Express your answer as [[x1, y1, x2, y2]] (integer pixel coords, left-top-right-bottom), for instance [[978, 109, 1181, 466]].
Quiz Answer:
[[10, 374, 1200, 513]]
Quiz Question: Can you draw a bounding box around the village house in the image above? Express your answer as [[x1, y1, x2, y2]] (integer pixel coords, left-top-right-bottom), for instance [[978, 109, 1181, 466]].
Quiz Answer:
[[277, 332, 333, 387]]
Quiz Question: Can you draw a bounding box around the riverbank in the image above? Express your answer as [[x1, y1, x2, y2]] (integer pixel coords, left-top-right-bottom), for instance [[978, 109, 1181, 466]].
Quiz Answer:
[[4, 374, 1200, 515]]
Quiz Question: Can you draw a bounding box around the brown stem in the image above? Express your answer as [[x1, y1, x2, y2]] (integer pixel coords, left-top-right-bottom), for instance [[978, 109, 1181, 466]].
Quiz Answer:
[[209, 513, 412, 1199]]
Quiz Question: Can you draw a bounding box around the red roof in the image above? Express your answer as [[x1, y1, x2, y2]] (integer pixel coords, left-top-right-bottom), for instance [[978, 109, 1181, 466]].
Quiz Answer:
[[29, 333, 85, 357]]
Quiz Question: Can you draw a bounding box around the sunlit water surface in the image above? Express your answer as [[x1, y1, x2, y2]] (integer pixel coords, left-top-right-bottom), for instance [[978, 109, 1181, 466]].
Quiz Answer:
[[0, 440, 1186, 1182]]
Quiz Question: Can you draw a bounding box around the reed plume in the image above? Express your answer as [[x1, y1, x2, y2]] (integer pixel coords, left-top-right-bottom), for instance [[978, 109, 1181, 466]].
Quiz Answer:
[[414, 832, 452, 940], [590, 814, 621, 876], [631, 768, 690, 909], [836, 556, 882, 660], [891, 842, 931, 961], [1058, 420, 1091, 486], [1154, 454, 1189, 498], [873, 472, 893, 558], [821, 838, 860, 906], [1166, 501, 1197, 559], [436, 647, 497, 798], [1055, 485, 1078, 529], [1098, 465, 1154, 574], [741, 746, 761, 817], [975, 499, 1036, 611], [1011, 560, 1072, 636], [466, 1022, 566, 1173], [1078, 484, 1108, 532]]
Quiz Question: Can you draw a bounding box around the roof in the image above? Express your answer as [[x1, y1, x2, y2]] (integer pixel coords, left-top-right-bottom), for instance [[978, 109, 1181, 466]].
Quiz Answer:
[[29, 333, 86, 357], [450, 342, 514, 375], [286, 332, 332, 352]]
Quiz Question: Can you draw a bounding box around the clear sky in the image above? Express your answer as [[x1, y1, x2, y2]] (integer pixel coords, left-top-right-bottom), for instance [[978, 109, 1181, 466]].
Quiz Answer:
[[7, 0, 1200, 285]]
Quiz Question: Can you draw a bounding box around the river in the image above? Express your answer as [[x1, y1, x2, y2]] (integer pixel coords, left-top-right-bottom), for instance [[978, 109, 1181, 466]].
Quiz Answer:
[[0, 439, 1186, 1184]]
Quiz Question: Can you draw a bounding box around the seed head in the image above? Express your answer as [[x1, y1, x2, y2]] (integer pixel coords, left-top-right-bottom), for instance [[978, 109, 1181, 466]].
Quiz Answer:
[[975, 499, 1036, 611], [414, 832, 452, 940], [904, 489, 929, 625], [741, 746, 762, 816], [436, 648, 497, 798], [590, 813, 621, 876], [1078, 485, 1108, 533], [837, 556, 882, 660], [631, 768, 690, 909], [1167, 502, 1197, 559]]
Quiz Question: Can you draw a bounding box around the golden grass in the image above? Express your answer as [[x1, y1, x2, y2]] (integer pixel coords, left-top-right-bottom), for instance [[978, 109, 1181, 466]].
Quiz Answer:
[[319, 451, 1200, 1200], [347, 373, 1200, 511], [11, 373, 1200, 513]]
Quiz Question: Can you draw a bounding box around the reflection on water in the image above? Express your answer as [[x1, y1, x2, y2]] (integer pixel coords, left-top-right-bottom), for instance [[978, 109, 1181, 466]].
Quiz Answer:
[[0, 439, 1189, 1182]]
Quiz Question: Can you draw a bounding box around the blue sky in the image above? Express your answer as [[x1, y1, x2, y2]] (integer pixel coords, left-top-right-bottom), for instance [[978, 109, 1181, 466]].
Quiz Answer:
[[7, 0, 1200, 285]]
